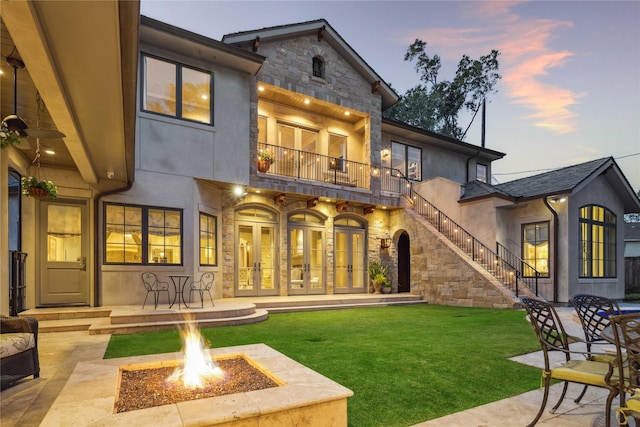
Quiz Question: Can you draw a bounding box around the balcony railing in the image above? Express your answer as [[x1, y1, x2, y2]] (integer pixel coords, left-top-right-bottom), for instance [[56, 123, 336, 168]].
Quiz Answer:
[[381, 169, 540, 297], [257, 142, 370, 189]]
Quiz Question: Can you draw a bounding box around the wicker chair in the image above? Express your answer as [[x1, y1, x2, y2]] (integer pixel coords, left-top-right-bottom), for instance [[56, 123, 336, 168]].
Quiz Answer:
[[190, 272, 214, 308], [521, 297, 619, 427], [0, 315, 40, 389], [570, 294, 622, 403], [141, 272, 170, 309], [610, 313, 640, 426]]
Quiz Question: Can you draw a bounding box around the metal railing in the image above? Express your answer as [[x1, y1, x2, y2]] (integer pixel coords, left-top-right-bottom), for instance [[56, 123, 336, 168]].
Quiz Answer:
[[257, 142, 370, 189], [382, 169, 539, 297], [9, 250, 28, 316]]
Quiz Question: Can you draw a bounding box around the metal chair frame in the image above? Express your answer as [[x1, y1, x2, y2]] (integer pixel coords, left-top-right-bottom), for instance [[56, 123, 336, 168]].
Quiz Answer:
[[141, 272, 170, 309], [521, 296, 619, 427], [190, 272, 215, 308], [570, 294, 622, 403], [610, 313, 640, 426]]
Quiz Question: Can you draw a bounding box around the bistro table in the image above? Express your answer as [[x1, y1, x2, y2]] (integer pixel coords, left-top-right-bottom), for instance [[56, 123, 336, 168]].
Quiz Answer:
[[167, 275, 192, 309]]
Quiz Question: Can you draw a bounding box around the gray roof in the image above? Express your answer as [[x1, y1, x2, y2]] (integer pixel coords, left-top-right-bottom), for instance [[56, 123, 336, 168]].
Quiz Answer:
[[461, 157, 640, 211]]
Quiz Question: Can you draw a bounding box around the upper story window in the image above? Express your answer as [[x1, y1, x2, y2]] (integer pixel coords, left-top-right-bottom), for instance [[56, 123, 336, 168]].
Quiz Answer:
[[391, 141, 422, 181], [312, 56, 325, 79], [105, 203, 183, 265], [142, 54, 213, 125], [476, 164, 488, 183], [579, 205, 616, 278]]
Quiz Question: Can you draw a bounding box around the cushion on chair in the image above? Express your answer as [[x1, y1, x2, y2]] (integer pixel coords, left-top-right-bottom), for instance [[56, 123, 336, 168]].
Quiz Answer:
[[0, 333, 36, 359], [551, 359, 613, 386]]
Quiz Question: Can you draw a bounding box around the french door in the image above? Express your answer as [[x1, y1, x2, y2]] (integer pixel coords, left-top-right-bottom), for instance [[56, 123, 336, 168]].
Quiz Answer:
[[236, 222, 278, 296], [39, 199, 90, 305], [288, 226, 324, 295], [334, 228, 366, 293]]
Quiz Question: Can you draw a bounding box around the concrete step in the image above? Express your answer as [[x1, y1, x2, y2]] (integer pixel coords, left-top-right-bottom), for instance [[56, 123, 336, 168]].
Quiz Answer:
[[252, 294, 424, 309], [265, 299, 428, 313], [20, 307, 111, 322]]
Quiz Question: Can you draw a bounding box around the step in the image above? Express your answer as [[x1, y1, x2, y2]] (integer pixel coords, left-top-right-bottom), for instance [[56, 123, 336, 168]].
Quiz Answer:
[[108, 304, 257, 325], [38, 317, 95, 333], [88, 310, 269, 335], [20, 307, 111, 322], [253, 294, 424, 309], [265, 299, 428, 313]]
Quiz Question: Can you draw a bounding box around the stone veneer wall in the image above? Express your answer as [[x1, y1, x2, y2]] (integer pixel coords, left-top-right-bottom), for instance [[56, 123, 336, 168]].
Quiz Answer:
[[390, 206, 521, 308]]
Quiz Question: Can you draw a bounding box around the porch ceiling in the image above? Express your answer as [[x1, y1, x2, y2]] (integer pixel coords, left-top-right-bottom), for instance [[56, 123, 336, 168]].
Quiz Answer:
[[1, 1, 139, 187]]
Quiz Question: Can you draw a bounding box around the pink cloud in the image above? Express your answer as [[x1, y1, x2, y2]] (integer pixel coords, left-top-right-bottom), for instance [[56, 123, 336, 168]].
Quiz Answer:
[[395, 1, 581, 135]]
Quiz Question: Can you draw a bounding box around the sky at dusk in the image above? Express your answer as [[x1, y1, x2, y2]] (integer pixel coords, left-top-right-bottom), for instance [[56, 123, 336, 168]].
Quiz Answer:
[[141, 0, 640, 195]]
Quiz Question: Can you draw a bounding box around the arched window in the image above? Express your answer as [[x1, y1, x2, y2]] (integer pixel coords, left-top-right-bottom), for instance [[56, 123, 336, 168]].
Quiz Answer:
[[312, 56, 325, 79], [579, 205, 616, 278]]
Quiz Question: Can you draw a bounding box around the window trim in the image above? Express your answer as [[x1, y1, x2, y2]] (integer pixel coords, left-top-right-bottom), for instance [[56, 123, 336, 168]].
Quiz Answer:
[[141, 52, 214, 125], [199, 212, 218, 267], [521, 221, 550, 278], [391, 141, 422, 181], [104, 202, 184, 266], [579, 204, 617, 278]]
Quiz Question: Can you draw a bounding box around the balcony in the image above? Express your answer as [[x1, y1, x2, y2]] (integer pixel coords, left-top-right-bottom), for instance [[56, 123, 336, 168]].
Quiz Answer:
[[257, 142, 370, 190]]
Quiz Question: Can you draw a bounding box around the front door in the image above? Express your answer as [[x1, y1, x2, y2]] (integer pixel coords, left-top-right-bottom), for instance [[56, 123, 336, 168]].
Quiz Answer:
[[334, 228, 366, 293], [289, 226, 324, 295], [236, 222, 278, 296], [39, 199, 89, 306]]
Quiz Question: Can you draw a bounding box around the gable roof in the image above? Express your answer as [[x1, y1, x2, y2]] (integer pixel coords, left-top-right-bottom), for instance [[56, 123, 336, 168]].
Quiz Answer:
[[461, 157, 640, 212], [222, 19, 399, 109]]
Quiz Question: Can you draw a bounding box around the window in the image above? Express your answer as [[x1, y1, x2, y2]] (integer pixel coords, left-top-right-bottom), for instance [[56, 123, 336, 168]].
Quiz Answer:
[[199, 213, 217, 266], [476, 164, 488, 183], [580, 205, 616, 278], [105, 203, 182, 265], [142, 54, 212, 124], [522, 222, 549, 277], [391, 141, 422, 181], [312, 56, 325, 79]]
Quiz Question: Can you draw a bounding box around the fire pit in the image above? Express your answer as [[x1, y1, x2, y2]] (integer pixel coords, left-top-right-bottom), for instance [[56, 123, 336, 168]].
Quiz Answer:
[[42, 343, 353, 426]]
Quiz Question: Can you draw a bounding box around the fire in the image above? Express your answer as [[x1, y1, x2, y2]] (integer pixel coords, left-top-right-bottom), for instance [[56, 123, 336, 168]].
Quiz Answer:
[[167, 321, 224, 388]]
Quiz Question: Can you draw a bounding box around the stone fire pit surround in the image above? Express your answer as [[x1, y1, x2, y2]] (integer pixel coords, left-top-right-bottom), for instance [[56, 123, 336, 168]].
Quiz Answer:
[[41, 343, 353, 426]]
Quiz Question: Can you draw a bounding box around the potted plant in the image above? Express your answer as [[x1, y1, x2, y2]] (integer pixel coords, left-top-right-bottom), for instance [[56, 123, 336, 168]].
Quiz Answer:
[[368, 259, 389, 294], [0, 124, 23, 149], [257, 150, 274, 173], [21, 176, 58, 199]]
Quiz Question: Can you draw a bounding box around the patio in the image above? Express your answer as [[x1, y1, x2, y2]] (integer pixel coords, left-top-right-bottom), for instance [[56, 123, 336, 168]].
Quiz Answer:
[[0, 305, 632, 426]]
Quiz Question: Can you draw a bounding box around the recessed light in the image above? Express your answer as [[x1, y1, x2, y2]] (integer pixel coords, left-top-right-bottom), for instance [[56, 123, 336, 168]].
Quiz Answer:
[[255, 189, 261, 193], [344, 111, 350, 116], [44, 149, 55, 155], [201, 94, 208, 100], [258, 86, 265, 92], [304, 99, 310, 105]]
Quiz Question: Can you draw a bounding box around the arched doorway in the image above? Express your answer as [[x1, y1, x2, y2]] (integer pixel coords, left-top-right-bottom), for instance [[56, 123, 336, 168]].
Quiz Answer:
[[397, 231, 410, 293]]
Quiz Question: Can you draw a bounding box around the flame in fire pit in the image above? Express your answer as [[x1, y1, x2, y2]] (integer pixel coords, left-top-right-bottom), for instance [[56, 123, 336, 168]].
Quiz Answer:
[[167, 321, 224, 388]]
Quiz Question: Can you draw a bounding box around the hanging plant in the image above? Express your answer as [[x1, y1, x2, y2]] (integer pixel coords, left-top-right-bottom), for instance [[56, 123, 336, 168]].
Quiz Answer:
[[0, 123, 23, 149], [21, 176, 58, 199]]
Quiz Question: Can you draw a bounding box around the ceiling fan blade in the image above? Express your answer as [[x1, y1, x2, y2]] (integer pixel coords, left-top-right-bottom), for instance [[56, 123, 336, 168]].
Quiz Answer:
[[25, 128, 66, 139]]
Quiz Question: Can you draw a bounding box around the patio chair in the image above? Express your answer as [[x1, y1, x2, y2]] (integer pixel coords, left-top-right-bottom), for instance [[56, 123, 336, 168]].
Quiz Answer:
[[190, 272, 214, 308], [141, 272, 170, 309], [570, 294, 622, 402], [610, 313, 640, 426], [521, 297, 619, 427]]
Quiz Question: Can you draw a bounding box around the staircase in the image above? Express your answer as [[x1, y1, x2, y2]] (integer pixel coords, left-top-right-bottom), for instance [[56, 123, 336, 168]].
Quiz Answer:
[[382, 167, 540, 299]]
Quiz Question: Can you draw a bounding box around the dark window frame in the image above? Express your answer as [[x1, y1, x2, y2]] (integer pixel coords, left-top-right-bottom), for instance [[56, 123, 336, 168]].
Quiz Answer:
[[579, 204, 616, 278], [141, 53, 214, 125], [312, 56, 325, 79], [199, 212, 218, 266], [104, 202, 183, 266], [391, 141, 422, 181]]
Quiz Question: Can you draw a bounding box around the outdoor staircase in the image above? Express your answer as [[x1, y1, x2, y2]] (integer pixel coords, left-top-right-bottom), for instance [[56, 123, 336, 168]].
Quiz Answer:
[[383, 167, 540, 299], [20, 294, 425, 335]]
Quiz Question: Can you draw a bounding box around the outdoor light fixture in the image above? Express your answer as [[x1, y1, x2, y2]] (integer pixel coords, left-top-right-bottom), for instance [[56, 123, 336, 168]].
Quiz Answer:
[[381, 148, 390, 159], [380, 238, 390, 249], [549, 196, 567, 203], [233, 186, 247, 197]]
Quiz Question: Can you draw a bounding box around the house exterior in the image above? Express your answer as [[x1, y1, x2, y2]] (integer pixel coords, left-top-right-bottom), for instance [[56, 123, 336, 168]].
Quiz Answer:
[[2, 4, 639, 316]]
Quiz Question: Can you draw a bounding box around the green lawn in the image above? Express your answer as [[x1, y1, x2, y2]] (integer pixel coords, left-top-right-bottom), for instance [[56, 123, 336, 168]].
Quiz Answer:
[[105, 304, 542, 426]]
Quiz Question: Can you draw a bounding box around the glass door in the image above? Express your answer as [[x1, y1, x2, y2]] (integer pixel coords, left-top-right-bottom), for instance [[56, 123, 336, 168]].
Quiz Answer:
[[236, 222, 278, 296], [289, 226, 325, 295], [334, 228, 366, 293]]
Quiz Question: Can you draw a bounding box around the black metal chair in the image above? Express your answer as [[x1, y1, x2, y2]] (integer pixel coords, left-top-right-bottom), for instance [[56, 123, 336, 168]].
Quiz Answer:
[[610, 313, 640, 426], [141, 272, 170, 309], [190, 272, 214, 308], [521, 296, 619, 427], [570, 294, 622, 402]]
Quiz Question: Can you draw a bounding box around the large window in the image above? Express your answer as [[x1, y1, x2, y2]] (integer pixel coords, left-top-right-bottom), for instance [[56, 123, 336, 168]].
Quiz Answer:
[[200, 213, 217, 266], [391, 141, 421, 181], [142, 54, 212, 124], [580, 205, 616, 278], [105, 203, 182, 265], [522, 222, 549, 277]]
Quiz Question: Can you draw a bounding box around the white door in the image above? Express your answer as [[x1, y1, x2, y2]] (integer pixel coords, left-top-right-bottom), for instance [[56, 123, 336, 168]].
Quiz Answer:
[[236, 222, 278, 296], [334, 228, 366, 294], [289, 226, 324, 295], [39, 199, 89, 305]]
